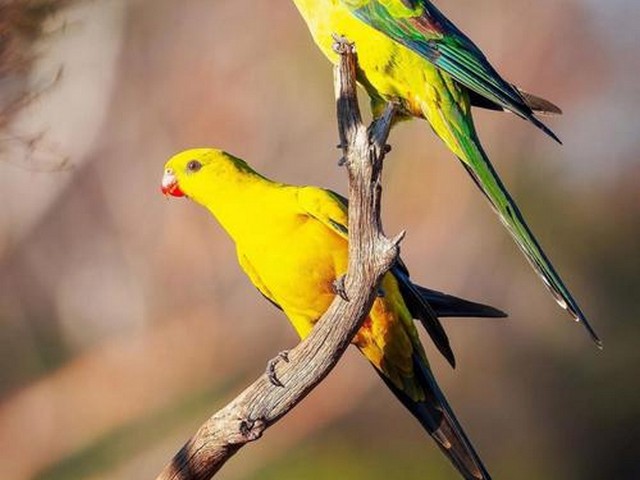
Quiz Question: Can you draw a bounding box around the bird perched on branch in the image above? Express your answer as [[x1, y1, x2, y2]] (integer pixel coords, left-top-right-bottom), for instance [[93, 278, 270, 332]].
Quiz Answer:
[[162, 148, 506, 480], [290, 0, 601, 345]]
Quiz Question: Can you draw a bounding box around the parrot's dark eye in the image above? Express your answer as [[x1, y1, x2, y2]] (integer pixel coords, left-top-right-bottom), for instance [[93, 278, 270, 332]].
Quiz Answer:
[[187, 160, 202, 172]]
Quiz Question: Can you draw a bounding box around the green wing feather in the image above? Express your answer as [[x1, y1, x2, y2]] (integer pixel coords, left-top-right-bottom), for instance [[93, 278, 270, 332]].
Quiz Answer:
[[343, 0, 561, 142]]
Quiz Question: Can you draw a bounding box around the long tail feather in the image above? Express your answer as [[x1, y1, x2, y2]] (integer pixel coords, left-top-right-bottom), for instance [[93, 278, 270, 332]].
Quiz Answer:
[[415, 285, 507, 319], [516, 88, 563, 116], [456, 134, 601, 346], [375, 355, 491, 480], [469, 86, 562, 117], [392, 265, 456, 367]]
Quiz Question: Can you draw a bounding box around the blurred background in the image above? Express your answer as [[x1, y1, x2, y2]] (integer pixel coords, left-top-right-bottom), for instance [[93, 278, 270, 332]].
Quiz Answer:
[[0, 1, 638, 479]]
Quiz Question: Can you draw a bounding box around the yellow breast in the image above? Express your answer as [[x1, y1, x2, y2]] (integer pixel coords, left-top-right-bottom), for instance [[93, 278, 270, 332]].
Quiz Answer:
[[238, 211, 348, 327]]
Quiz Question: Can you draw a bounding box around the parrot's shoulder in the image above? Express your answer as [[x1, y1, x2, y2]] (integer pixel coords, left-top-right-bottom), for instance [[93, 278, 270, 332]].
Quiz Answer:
[[295, 186, 349, 238]]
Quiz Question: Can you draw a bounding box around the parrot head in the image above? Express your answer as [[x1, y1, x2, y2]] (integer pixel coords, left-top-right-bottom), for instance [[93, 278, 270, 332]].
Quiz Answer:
[[162, 148, 259, 204], [161, 148, 214, 198]]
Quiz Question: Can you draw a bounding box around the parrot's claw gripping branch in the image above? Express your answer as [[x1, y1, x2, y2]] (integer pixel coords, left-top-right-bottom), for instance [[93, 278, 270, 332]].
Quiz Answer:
[[156, 40, 401, 480], [331, 34, 354, 56], [332, 275, 349, 301], [266, 350, 290, 387]]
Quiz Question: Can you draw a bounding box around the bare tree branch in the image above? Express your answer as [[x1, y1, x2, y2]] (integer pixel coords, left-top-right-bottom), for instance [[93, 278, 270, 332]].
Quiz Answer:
[[156, 39, 400, 480]]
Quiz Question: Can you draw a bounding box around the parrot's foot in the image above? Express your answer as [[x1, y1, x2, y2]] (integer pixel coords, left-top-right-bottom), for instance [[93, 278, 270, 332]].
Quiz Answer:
[[336, 143, 348, 166], [332, 275, 349, 301], [266, 350, 290, 388], [331, 34, 354, 55]]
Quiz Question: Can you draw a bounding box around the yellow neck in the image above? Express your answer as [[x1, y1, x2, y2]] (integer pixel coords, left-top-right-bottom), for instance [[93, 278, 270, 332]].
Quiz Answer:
[[191, 160, 281, 244]]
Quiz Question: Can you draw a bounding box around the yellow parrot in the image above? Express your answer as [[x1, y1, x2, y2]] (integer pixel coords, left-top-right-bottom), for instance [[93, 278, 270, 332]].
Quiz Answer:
[[162, 148, 507, 479]]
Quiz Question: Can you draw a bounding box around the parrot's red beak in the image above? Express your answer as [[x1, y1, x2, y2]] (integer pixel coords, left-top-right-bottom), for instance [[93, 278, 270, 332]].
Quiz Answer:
[[161, 168, 184, 197]]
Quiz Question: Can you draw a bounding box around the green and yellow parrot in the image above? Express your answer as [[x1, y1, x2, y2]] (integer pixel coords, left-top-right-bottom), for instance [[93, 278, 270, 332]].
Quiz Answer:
[[162, 148, 508, 479], [290, 0, 601, 345]]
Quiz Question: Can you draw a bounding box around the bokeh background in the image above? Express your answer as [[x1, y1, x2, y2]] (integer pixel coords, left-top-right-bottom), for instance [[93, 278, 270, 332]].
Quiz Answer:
[[1, 1, 638, 479]]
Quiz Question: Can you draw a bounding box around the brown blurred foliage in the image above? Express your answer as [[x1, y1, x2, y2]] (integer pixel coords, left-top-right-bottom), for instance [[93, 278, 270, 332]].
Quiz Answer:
[[0, 1, 638, 479], [0, 0, 75, 132]]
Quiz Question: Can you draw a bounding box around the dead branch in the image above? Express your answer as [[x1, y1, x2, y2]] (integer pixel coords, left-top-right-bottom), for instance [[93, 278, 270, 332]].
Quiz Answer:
[[156, 39, 400, 480]]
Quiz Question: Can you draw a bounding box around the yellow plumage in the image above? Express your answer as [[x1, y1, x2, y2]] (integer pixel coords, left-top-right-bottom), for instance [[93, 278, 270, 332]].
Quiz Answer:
[[163, 148, 421, 396], [162, 147, 493, 478], [292, 0, 471, 157]]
